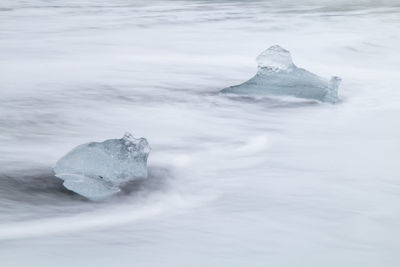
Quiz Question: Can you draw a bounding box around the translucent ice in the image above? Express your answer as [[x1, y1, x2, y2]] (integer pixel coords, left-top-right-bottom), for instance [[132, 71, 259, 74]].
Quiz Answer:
[[221, 45, 341, 103], [54, 132, 150, 200]]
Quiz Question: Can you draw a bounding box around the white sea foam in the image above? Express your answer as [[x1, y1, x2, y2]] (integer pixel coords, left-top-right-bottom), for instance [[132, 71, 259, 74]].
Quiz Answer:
[[0, 1, 399, 266]]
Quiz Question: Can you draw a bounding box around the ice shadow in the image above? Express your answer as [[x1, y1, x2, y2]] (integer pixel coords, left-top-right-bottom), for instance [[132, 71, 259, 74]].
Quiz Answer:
[[0, 166, 172, 205], [224, 94, 320, 108]]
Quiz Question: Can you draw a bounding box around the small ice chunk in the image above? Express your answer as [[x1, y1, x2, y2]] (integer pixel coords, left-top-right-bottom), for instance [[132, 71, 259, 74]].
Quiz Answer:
[[221, 45, 341, 103], [54, 132, 150, 200], [256, 45, 294, 71]]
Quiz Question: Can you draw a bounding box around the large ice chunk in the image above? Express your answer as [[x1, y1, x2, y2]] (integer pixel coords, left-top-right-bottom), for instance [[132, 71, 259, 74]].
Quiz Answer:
[[221, 45, 341, 103], [54, 132, 150, 200]]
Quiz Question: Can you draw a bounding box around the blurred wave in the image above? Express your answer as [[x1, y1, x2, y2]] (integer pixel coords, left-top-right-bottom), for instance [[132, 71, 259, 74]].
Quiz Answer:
[[0, 0, 399, 266]]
